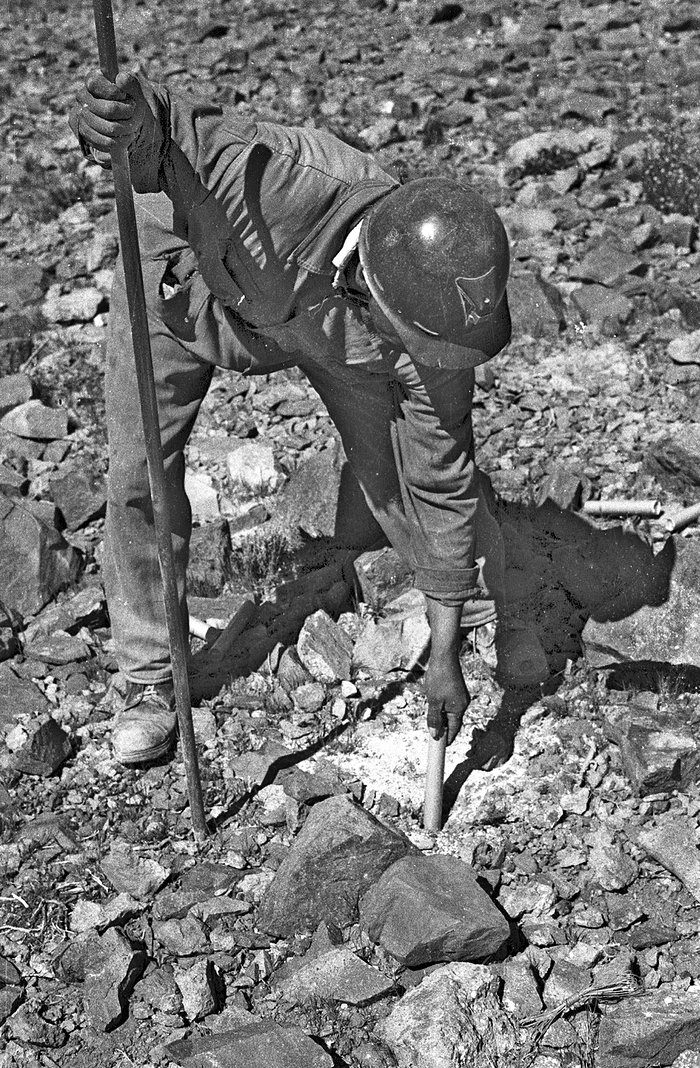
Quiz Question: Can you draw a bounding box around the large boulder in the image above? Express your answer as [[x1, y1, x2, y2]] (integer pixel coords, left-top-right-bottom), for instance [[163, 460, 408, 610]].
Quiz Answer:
[[257, 794, 415, 937], [0, 493, 80, 616], [360, 854, 511, 967], [597, 986, 700, 1068]]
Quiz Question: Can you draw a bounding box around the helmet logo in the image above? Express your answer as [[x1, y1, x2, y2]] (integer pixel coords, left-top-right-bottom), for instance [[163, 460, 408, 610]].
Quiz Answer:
[[456, 267, 497, 328]]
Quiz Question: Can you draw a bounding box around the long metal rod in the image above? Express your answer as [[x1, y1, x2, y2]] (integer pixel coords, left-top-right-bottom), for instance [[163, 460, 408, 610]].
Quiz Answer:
[[91, 0, 207, 840]]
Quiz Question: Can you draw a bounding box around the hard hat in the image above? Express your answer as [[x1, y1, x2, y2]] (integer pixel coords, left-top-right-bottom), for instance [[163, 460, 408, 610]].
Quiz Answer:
[[358, 177, 511, 368]]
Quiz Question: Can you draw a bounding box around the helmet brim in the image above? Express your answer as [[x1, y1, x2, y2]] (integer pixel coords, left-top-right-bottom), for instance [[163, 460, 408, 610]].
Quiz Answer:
[[370, 290, 511, 370]]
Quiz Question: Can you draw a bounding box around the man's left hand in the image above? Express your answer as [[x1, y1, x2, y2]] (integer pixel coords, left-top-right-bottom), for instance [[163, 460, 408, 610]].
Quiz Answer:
[[424, 650, 470, 745]]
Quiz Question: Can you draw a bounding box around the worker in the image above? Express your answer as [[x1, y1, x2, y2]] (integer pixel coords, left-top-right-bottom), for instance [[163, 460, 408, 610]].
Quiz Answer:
[[71, 70, 548, 765]]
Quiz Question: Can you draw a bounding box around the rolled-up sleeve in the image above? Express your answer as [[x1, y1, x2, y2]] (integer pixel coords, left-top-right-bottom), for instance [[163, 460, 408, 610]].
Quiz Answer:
[[392, 357, 480, 604]]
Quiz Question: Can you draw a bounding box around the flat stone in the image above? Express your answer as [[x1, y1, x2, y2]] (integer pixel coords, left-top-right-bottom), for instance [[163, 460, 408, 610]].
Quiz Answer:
[[0, 399, 70, 441], [570, 242, 645, 286], [597, 986, 700, 1068], [230, 741, 294, 787], [166, 1021, 334, 1067], [582, 538, 700, 668], [42, 285, 104, 323], [0, 601, 19, 663], [634, 816, 700, 904], [101, 840, 171, 901], [83, 927, 147, 1032], [10, 716, 72, 776], [536, 463, 584, 509], [0, 492, 80, 616], [276, 946, 395, 1005], [257, 794, 415, 938], [70, 893, 143, 934], [570, 284, 632, 327], [352, 617, 406, 674], [359, 854, 510, 967], [379, 962, 520, 1068], [296, 609, 353, 683], [506, 126, 613, 175], [0, 373, 33, 419], [226, 441, 278, 496], [603, 704, 700, 794], [49, 463, 106, 531], [500, 958, 543, 1017]]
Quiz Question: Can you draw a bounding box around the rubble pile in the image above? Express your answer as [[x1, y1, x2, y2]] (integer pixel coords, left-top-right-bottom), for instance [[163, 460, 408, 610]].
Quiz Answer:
[[1, 0, 700, 1065]]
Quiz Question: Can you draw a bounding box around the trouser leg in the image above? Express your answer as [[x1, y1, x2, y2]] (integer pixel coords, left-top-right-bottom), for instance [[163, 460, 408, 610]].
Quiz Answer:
[[104, 257, 214, 683]]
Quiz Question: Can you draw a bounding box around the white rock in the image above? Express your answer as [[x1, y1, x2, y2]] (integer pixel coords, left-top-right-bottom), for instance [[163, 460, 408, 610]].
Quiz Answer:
[[184, 469, 220, 521], [226, 441, 278, 495]]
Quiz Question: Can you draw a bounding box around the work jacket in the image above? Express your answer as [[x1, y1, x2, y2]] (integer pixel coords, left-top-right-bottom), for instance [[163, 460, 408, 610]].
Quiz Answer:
[[93, 79, 484, 602]]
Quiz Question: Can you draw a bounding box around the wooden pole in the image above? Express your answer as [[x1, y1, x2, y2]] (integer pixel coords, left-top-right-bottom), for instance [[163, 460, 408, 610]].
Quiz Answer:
[[424, 734, 446, 832], [91, 0, 207, 840]]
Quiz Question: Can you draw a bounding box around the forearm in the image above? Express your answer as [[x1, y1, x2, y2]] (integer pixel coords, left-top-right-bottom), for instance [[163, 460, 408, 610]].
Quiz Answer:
[[426, 598, 463, 660]]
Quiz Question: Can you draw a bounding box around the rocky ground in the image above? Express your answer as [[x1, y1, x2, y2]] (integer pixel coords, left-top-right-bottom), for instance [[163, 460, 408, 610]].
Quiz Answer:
[[2, 0, 700, 1065]]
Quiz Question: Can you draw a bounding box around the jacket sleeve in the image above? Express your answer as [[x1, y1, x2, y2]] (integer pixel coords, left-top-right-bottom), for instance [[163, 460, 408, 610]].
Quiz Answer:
[[392, 357, 481, 605]]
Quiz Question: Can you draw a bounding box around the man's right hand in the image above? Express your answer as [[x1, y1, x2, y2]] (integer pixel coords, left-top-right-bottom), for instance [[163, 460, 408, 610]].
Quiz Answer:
[[70, 70, 148, 166]]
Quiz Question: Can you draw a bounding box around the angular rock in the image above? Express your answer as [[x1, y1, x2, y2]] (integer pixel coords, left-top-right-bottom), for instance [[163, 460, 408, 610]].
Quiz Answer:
[[101, 840, 171, 901], [296, 609, 353, 683], [379, 962, 520, 1068], [0, 986, 23, 1025], [49, 463, 106, 531], [0, 600, 19, 663], [70, 893, 143, 934], [0, 399, 70, 441], [136, 964, 183, 1014], [536, 463, 584, 510], [226, 441, 278, 496], [230, 741, 294, 787], [634, 817, 700, 904], [586, 828, 638, 891], [507, 274, 566, 338], [570, 242, 644, 286], [359, 854, 511, 967], [185, 469, 221, 522], [0, 667, 50, 732], [83, 927, 147, 1032], [277, 443, 344, 538], [153, 916, 209, 957], [506, 126, 613, 175], [668, 330, 700, 366], [24, 630, 90, 665], [352, 617, 406, 675], [0, 373, 33, 419], [188, 520, 232, 596], [500, 957, 543, 1018], [174, 958, 220, 1021], [352, 547, 414, 610], [6, 1005, 66, 1048], [257, 794, 415, 938], [42, 285, 104, 324], [166, 1021, 334, 1067], [582, 538, 700, 668], [277, 946, 395, 1006], [570, 284, 633, 328], [597, 986, 700, 1068], [0, 492, 80, 616], [10, 716, 72, 776], [603, 704, 700, 794]]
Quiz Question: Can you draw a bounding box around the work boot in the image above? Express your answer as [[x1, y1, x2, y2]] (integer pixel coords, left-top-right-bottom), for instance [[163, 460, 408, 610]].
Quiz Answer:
[[495, 620, 549, 689], [112, 681, 177, 765]]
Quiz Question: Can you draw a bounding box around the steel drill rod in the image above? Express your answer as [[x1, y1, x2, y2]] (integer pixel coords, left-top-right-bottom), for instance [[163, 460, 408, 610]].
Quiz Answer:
[[424, 733, 447, 832], [92, 0, 207, 839]]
